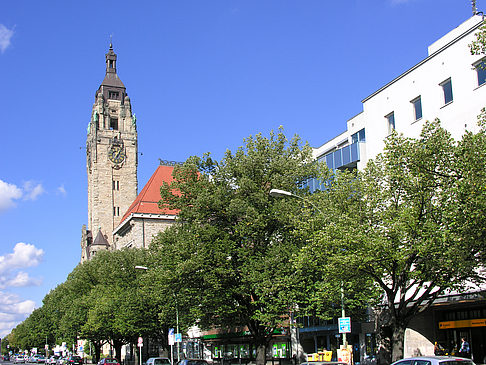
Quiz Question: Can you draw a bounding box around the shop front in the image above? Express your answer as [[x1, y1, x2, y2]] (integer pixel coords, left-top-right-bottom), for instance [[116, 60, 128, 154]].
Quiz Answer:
[[202, 328, 291, 364]]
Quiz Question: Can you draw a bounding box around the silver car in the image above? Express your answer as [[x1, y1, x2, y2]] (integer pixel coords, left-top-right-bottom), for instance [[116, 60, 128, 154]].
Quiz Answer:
[[14, 356, 26, 364], [391, 356, 475, 365]]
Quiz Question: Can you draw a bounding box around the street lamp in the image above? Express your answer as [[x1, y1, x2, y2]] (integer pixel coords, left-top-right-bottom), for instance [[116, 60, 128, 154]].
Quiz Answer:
[[269, 189, 323, 215], [269, 188, 348, 348], [134, 266, 148, 365], [134, 265, 181, 365]]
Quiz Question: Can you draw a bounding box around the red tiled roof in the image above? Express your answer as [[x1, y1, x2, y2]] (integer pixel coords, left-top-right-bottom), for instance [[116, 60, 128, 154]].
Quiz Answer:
[[119, 165, 179, 224]]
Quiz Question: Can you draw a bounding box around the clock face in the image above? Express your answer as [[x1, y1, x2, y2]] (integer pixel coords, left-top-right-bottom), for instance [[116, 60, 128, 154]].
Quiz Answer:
[[109, 145, 126, 164]]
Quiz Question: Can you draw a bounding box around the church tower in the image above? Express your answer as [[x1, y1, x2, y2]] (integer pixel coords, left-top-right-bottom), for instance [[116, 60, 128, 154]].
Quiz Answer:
[[81, 43, 138, 261]]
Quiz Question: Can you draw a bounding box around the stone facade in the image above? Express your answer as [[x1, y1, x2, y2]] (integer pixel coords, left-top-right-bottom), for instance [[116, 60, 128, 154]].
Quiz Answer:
[[113, 215, 175, 250], [81, 44, 138, 262]]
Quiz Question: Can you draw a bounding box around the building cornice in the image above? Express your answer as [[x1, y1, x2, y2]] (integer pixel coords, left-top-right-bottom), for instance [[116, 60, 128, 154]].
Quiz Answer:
[[362, 16, 484, 103]]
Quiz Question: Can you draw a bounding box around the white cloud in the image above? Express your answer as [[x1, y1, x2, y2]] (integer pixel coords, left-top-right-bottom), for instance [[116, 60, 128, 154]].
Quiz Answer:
[[2, 271, 42, 289], [0, 24, 14, 53], [0, 292, 36, 337], [23, 181, 45, 201], [0, 242, 44, 275], [0, 243, 43, 336], [57, 184, 67, 196], [0, 180, 22, 212]]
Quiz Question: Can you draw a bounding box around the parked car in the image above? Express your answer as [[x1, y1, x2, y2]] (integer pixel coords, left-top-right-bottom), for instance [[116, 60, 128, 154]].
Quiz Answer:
[[176, 360, 209, 365], [66, 356, 82, 365], [98, 359, 119, 365], [301, 362, 347, 365], [391, 356, 476, 365], [47, 356, 60, 365], [14, 355, 26, 364], [56, 357, 68, 365], [32, 355, 46, 363], [146, 358, 171, 365]]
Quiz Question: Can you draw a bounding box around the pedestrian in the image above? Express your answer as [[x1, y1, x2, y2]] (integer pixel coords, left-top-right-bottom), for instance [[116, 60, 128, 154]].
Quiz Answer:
[[459, 338, 470, 358]]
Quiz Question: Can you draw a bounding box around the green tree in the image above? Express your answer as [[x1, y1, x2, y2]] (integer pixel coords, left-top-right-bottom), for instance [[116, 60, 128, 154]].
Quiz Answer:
[[153, 129, 325, 365], [8, 247, 161, 363], [296, 120, 484, 363]]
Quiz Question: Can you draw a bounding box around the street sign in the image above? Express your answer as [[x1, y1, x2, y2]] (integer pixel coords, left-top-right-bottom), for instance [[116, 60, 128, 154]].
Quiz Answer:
[[175, 333, 182, 343], [137, 337, 143, 347], [338, 317, 351, 333], [168, 328, 175, 346]]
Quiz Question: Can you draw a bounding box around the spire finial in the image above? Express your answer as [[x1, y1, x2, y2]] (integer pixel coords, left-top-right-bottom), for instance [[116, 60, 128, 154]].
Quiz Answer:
[[109, 34, 113, 49], [472, 0, 477, 15]]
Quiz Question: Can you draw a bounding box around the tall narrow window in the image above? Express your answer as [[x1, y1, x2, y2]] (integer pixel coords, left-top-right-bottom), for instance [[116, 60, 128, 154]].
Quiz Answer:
[[441, 79, 453, 104], [475, 59, 486, 87], [386, 112, 395, 134], [411, 96, 422, 121], [110, 118, 118, 130]]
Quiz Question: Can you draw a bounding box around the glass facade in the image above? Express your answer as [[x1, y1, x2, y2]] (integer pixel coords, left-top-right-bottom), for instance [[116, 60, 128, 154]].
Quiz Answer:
[[318, 142, 360, 171], [308, 139, 362, 193]]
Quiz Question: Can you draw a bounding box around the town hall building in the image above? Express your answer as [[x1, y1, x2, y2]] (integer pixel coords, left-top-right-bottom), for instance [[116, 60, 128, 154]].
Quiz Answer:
[[80, 44, 177, 262]]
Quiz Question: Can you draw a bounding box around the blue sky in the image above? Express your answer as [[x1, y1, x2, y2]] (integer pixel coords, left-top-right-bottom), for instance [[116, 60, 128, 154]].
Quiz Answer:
[[0, 0, 478, 338]]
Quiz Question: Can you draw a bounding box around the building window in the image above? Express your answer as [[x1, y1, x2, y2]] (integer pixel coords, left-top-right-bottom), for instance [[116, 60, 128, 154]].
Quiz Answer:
[[109, 91, 119, 100], [351, 128, 366, 143], [110, 118, 118, 130], [112, 180, 120, 191], [386, 112, 395, 134], [441, 78, 453, 104], [114, 206, 120, 216], [411, 96, 422, 121], [475, 59, 486, 86]]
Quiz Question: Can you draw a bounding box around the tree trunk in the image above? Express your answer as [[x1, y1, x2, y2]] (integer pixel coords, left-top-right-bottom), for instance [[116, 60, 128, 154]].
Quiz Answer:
[[93, 341, 102, 364], [255, 342, 267, 365], [113, 339, 123, 363], [391, 325, 406, 363]]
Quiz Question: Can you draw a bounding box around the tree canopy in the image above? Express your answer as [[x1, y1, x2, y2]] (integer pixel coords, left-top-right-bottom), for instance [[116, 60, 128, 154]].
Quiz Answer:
[[152, 129, 326, 365], [295, 119, 486, 363]]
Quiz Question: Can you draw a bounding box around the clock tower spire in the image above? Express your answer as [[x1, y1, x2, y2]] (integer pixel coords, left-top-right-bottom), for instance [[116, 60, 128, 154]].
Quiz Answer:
[[81, 44, 138, 261]]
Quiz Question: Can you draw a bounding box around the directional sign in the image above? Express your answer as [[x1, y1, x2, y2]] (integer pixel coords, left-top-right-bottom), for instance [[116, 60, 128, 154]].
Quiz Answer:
[[338, 317, 351, 333], [175, 333, 182, 343]]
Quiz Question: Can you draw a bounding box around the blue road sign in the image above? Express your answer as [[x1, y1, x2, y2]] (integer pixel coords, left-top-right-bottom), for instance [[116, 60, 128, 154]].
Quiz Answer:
[[338, 317, 351, 333]]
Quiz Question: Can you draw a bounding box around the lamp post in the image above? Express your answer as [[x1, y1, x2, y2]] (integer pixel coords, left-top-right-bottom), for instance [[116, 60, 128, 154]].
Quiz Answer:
[[269, 188, 348, 348], [134, 266, 181, 364], [134, 266, 148, 365]]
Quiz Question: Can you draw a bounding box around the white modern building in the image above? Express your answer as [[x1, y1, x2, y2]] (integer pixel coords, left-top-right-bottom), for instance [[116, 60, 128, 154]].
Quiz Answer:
[[305, 14, 486, 363], [313, 15, 486, 177]]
